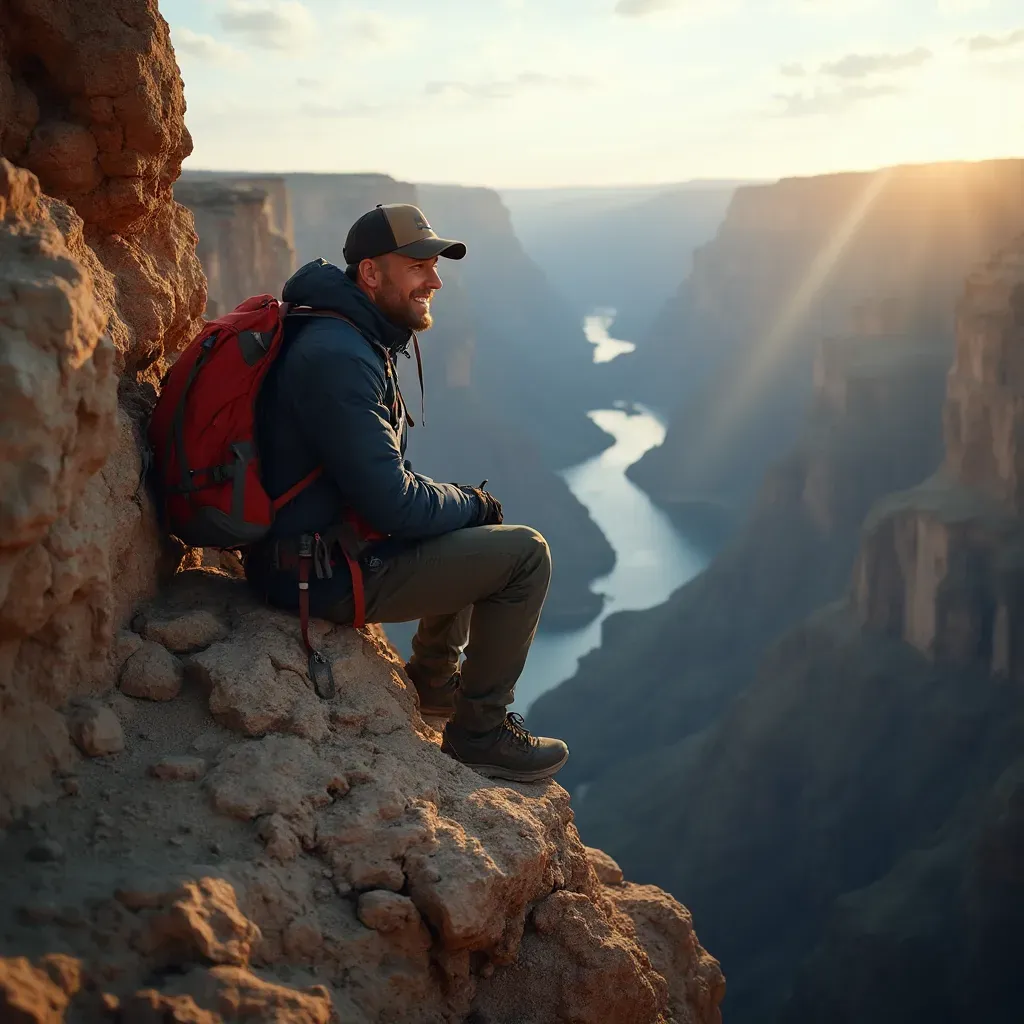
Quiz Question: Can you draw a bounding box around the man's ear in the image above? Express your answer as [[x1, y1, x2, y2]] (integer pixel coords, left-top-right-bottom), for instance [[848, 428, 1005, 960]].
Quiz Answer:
[[358, 257, 380, 290]]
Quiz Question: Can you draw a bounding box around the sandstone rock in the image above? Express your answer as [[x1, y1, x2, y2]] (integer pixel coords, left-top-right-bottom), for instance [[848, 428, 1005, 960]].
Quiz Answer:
[[0, 0, 205, 824], [119, 641, 183, 701], [141, 610, 229, 655], [143, 879, 260, 968], [66, 701, 124, 757], [257, 814, 303, 863], [118, 989, 216, 1024], [163, 966, 332, 1024], [586, 846, 624, 886], [357, 891, 423, 934], [149, 757, 206, 783], [0, 955, 78, 1024], [473, 889, 666, 1024], [608, 884, 725, 1024], [205, 736, 349, 823], [113, 630, 146, 671], [188, 603, 333, 742], [281, 916, 324, 960]]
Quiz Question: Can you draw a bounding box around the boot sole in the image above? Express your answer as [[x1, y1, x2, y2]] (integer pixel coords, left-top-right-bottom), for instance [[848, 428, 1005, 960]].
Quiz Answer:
[[454, 749, 570, 783]]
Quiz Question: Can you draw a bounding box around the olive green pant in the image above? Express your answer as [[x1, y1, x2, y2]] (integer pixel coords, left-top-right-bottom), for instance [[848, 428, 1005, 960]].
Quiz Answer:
[[326, 525, 551, 731]]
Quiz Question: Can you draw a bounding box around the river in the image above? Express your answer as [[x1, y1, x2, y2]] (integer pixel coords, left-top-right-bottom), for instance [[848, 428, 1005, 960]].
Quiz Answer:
[[512, 397, 708, 713], [387, 312, 710, 713]]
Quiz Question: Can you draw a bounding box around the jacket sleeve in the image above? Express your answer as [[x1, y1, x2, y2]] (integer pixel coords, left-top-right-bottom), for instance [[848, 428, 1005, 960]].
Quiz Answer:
[[289, 337, 481, 539]]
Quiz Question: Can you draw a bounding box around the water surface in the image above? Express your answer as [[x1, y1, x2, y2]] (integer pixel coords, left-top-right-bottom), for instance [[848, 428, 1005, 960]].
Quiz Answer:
[[583, 309, 636, 364], [513, 402, 708, 713]]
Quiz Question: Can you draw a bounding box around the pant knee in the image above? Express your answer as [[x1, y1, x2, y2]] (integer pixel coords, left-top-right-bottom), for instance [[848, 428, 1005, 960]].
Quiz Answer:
[[509, 525, 551, 582]]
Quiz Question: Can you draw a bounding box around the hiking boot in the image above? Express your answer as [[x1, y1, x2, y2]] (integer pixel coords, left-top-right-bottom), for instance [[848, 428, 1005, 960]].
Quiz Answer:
[[404, 663, 459, 718], [441, 713, 569, 782]]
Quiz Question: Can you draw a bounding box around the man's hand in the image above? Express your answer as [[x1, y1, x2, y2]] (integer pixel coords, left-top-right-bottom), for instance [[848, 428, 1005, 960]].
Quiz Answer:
[[458, 484, 503, 526]]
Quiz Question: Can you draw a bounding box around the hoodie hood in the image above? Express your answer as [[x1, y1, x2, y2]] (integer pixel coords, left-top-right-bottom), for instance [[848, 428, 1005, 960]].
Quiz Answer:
[[282, 259, 413, 353]]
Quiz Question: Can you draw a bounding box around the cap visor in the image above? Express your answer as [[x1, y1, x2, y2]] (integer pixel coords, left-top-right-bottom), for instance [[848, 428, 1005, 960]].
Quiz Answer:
[[394, 237, 467, 260]]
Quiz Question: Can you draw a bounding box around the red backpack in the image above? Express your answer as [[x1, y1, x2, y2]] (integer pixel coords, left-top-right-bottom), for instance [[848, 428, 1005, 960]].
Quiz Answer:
[[148, 294, 322, 550], [148, 294, 358, 699]]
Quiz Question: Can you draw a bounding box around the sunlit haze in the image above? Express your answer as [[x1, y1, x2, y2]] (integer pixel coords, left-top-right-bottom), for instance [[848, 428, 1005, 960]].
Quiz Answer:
[[163, 0, 1024, 187]]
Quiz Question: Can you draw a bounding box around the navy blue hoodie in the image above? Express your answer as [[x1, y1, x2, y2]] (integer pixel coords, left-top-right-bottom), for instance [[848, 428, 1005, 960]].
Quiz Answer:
[[244, 259, 479, 611]]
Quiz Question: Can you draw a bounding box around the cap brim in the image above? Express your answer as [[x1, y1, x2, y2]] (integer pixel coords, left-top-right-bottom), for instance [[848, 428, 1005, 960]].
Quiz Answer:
[[394, 237, 467, 260]]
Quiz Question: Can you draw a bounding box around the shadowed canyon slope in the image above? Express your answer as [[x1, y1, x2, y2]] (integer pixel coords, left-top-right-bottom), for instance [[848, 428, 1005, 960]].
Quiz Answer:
[[533, 235, 1024, 1022], [630, 160, 1024, 534], [0, 3, 722, 1021]]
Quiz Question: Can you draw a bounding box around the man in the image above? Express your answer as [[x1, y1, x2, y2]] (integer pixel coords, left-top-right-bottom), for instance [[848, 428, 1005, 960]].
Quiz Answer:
[[245, 203, 568, 782]]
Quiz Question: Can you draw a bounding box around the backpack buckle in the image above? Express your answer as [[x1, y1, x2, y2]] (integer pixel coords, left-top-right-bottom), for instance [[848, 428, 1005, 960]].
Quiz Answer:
[[308, 650, 336, 699]]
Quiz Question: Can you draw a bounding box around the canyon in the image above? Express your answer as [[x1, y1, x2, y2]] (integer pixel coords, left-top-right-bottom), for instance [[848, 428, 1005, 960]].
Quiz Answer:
[[502, 180, 741, 341], [629, 160, 1024, 538], [0, 3, 722, 1022], [531, 217, 1024, 1020]]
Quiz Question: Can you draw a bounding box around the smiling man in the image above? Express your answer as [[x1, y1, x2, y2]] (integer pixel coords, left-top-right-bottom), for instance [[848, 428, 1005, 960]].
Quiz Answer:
[[244, 203, 568, 782]]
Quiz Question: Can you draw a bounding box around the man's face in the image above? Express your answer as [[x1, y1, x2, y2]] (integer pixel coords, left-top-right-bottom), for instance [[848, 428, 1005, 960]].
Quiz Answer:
[[361, 253, 443, 331]]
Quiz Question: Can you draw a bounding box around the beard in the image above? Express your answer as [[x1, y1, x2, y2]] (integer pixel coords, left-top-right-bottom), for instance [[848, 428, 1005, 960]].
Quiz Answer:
[[376, 275, 434, 331]]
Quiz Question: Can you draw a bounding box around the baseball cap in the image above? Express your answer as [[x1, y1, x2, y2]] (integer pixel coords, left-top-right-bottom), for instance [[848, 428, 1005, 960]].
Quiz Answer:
[[343, 203, 467, 265]]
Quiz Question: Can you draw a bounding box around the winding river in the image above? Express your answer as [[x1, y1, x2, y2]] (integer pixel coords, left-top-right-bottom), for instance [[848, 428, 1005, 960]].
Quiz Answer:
[[510, 314, 709, 712]]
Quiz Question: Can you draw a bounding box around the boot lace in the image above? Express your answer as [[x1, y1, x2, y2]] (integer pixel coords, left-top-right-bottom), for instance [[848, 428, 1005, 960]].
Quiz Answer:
[[504, 712, 533, 748]]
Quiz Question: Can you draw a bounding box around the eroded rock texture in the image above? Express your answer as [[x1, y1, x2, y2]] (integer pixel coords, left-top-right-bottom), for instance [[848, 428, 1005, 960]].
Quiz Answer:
[[0, 0, 204, 826], [173, 179, 296, 316], [0, 0, 205, 376], [854, 236, 1024, 672], [0, 570, 723, 1024]]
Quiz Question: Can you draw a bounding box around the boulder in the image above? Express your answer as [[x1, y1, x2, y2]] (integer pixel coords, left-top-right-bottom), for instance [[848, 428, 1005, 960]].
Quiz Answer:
[[65, 701, 124, 758], [119, 641, 183, 701]]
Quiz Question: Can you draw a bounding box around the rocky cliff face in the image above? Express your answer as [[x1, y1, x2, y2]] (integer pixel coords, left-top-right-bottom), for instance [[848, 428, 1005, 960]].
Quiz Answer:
[[630, 160, 1024, 531], [0, 5, 722, 1020], [0, 0, 204, 825], [0, 572, 724, 1024], [854, 242, 1024, 669], [173, 179, 295, 316], [536, 237, 1024, 1023]]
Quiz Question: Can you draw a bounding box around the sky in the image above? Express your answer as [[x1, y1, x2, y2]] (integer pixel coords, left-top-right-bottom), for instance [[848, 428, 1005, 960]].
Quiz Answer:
[[161, 0, 1024, 189]]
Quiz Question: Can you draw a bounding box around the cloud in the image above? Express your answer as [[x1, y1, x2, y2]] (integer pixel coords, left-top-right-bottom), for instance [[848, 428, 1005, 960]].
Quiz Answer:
[[775, 82, 901, 116], [965, 28, 1024, 52], [425, 72, 593, 100], [821, 46, 932, 78], [171, 26, 242, 62], [614, 0, 677, 16], [217, 0, 314, 50], [295, 75, 323, 88], [780, 62, 806, 77]]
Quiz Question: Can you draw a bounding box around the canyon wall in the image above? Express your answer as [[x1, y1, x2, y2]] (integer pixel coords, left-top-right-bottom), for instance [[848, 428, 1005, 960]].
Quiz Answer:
[[0, 0, 204, 824], [630, 160, 1024, 532], [0, 8, 722, 1022], [536, 236, 1024, 1023], [173, 179, 295, 316]]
